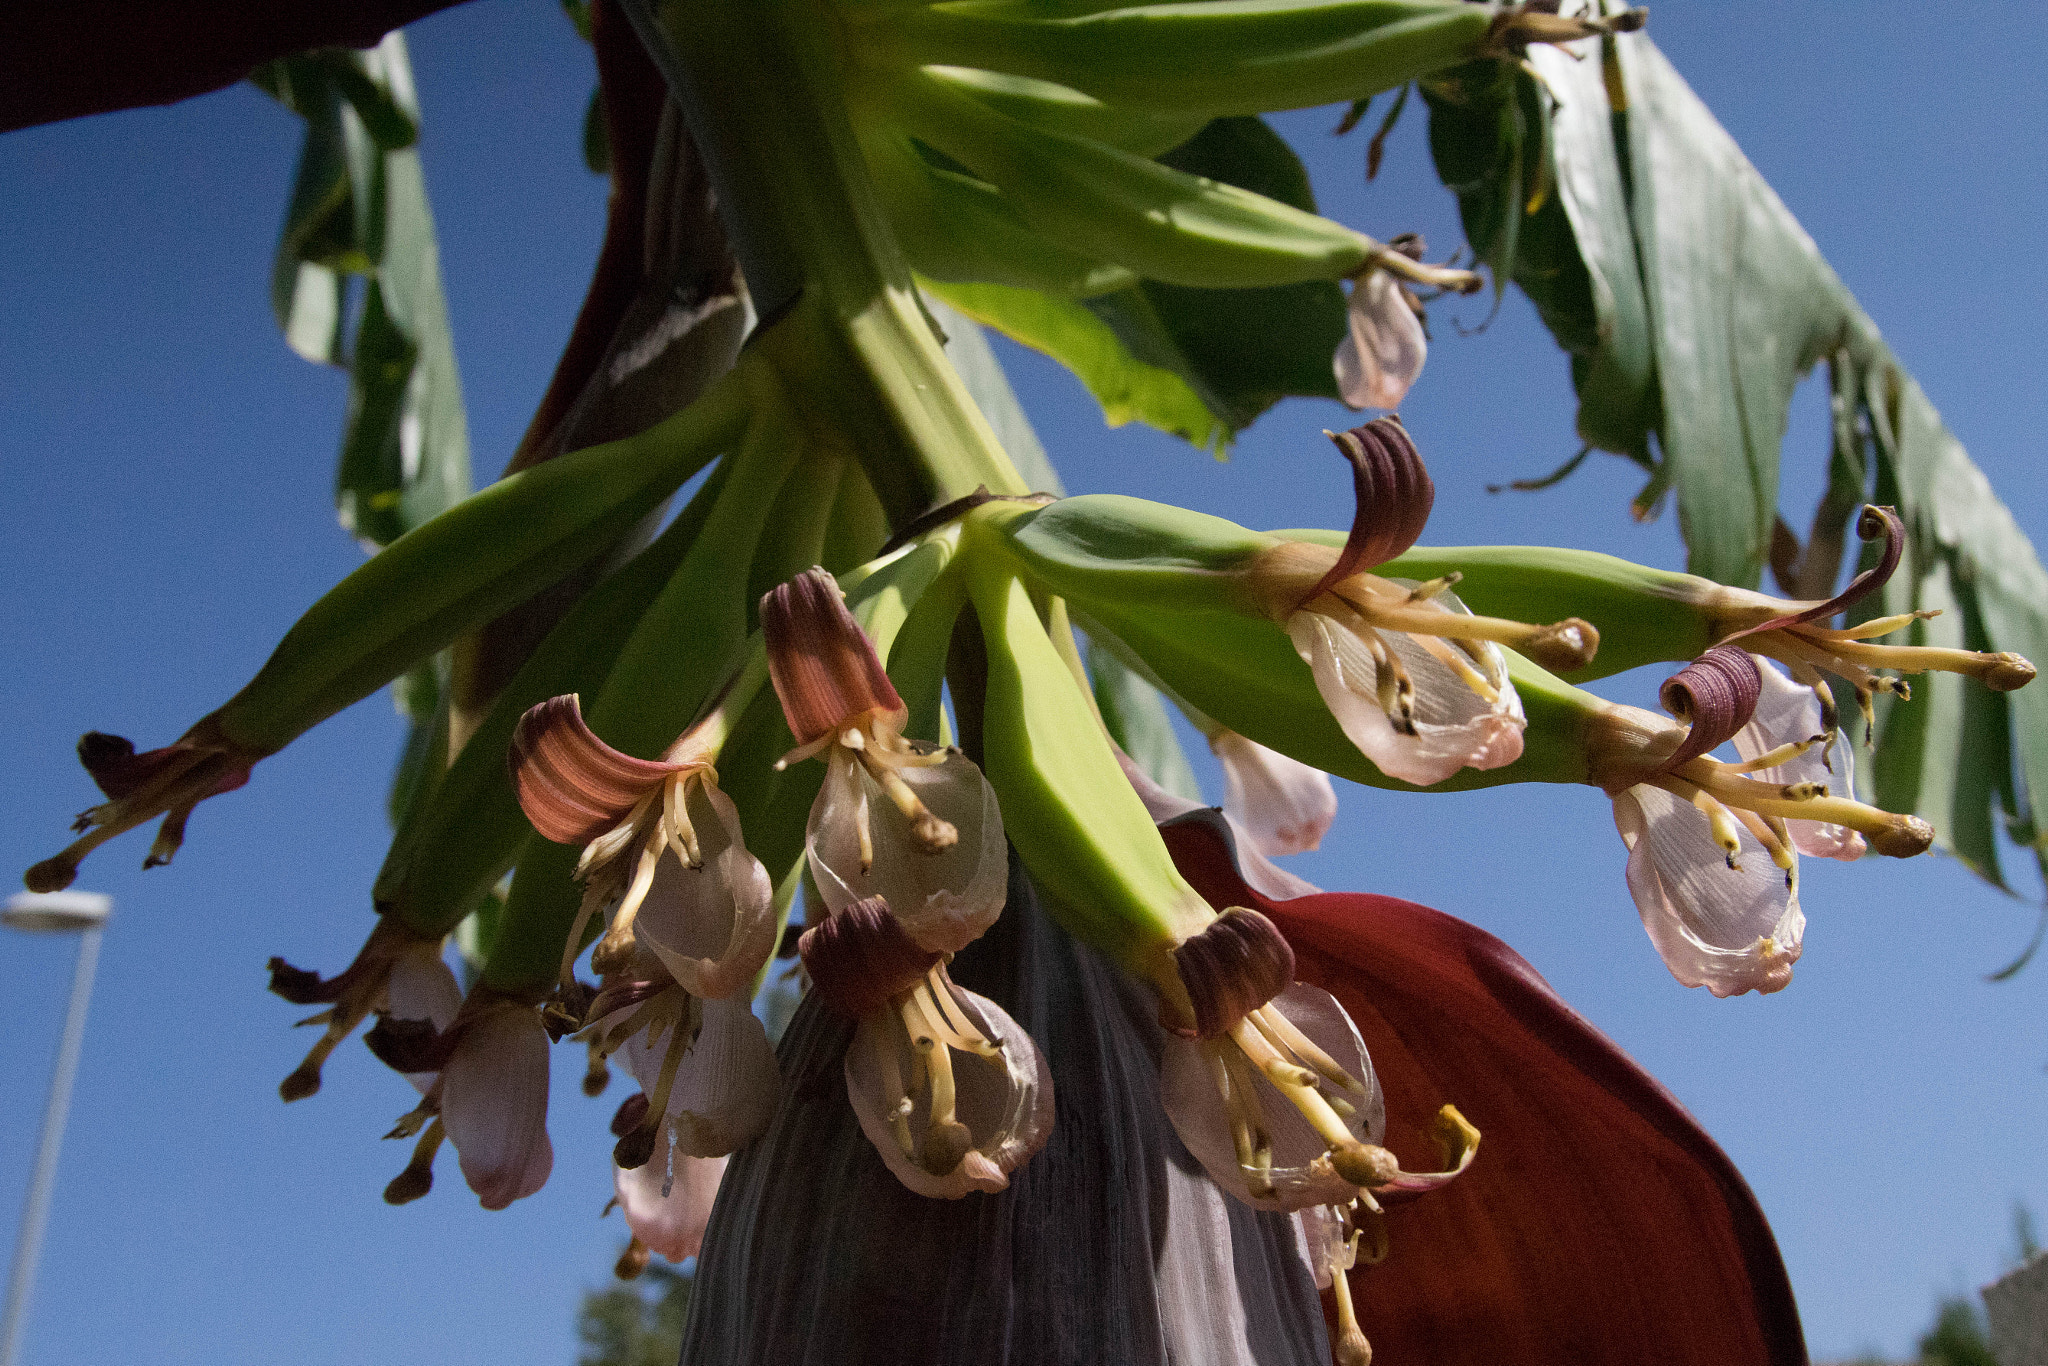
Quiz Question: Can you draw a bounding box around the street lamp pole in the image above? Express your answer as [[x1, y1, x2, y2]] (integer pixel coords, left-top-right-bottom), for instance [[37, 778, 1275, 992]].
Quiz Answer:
[[1, 891, 111, 1366]]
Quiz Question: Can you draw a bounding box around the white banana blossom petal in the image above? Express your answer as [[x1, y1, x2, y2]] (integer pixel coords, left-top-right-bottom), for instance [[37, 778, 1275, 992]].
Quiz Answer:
[[1613, 784, 1804, 998], [614, 1129, 726, 1265], [1334, 269, 1426, 411], [1212, 731, 1338, 857], [807, 752, 1008, 953], [1733, 661, 1866, 861], [384, 941, 461, 1095], [1161, 984, 1386, 1213], [621, 996, 781, 1158], [1288, 593, 1525, 787], [440, 1003, 554, 1210], [843, 985, 1053, 1200], [634, 782, 778, 1000]]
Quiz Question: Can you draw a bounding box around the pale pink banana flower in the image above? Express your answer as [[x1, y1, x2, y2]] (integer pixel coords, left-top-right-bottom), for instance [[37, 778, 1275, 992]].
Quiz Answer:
[[510, 693, 776, 997], [800, 896, 1052, 1198], [377, 990, 556, 1210], [763, 568, 1007, 953], [1210, 730, 1337, 856], [1159, 907, 1478, 1217], [1334, 267, 1426, 411], [1115, 748, 1321, 902], [1241, 420, 1594, 786], [609, 1092, 727, 1266], [1732, 659, 1865, 861]]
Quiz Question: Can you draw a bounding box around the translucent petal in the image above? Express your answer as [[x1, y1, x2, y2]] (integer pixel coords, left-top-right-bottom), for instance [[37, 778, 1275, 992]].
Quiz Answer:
[[807, 750, 1008, 953], [1333, 270, 1426, 411], [1289, 599, 1524, 787], [1613, 785, 1804, 997], [1732, 661, 1866, 861], [385, 940, 462, 1096], [1213, 731, 1337, 856], [635, 783, 778, 999], [843, 985, 1053, 1199], [1117, 756, 1323, 901], [614, 1128, 727, 1264], [621, 995, 781, 1158], [440, 1003, 554, 1210], [1160, 984, 1386, 1213]]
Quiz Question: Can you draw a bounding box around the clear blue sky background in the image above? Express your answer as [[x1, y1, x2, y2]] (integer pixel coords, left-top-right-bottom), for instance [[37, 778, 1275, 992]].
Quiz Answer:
[[3, 3, 2045, 1362]]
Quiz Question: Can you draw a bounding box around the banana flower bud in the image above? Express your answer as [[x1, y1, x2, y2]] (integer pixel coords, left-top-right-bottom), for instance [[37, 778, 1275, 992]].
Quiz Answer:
[[764, 567, 1007, 953], [799, 896, 1052, 1198], [609, 1097, 726, 1267], [1334, 265, 1426, 411]]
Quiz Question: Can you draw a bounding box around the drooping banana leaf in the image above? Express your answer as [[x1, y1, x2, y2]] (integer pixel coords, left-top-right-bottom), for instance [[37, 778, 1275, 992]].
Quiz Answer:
[[253, 32, 473, 828], [1426, 31, 2048, 896]]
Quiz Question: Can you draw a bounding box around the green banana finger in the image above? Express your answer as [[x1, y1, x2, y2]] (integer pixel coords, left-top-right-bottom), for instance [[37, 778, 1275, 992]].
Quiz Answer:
[[858, 119, 1139, 298], [919, 65, 1209, 158], [208, 365, 751, 757], [860, 0, 1494, 119], [880, 69, 1372, 288]]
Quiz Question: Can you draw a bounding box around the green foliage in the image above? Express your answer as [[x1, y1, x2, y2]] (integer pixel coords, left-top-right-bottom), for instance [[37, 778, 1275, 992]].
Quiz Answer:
[[1916, 1298, 1997, 1366], [576, 1262, 693, 1366]]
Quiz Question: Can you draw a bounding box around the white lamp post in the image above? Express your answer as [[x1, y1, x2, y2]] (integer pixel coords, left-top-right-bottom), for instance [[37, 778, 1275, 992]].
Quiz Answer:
[[1, 891, 111, 1366]]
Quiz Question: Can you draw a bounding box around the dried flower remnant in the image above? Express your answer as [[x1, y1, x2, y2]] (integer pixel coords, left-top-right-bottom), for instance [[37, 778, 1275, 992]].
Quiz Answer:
[[1160, 906, 1477, 1213], [1242, 418, 1595, 786], [26, 720, 258, 892], [267, 917, 460, 1102], [800, 896, 1052, 1197], [763, 567, 1006, 952]]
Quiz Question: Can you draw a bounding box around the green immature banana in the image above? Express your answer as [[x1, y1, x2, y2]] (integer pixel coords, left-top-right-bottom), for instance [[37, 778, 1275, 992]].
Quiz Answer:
[[995, 495, 1609, 788], [918, 66, 1209, 158], [962, 539, 1213, 998], [372, 458, 737, 936], [206, 366, 751, 758], [857, 119, 1139, 298], [880, 70, 1372, 288], [859, 0, 1496, 119]]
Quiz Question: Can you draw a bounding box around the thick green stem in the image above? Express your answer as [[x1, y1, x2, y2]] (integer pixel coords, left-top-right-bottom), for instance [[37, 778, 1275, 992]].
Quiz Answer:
[[625, 0, 1030, 524]]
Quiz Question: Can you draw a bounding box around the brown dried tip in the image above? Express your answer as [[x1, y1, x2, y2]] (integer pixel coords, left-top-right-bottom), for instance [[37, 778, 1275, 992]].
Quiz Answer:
[[509, 694, 688, 846], [1520, 618, 1601, 673], [762, 567, 905, 747], [799, 896, 941, 1019], [383, 1164, 434, 1206], [278, 1063, 322, 1104], [1173, 907, 1296, 1039], [1868, 814, 1936, 859], [1982, 653, 2037, 692], [920, 1120, 976, 1177], [583, 1047, 612, 1098], [363, 1015, 456, 1075], [1308, 418, 1436, 605], [615, 1124, 660, 1171], [265, 957, 332, 1005], [615, 1238, 651, 1281], [611, 1091, 651, 1138], [1657, 646, 1762, 773]]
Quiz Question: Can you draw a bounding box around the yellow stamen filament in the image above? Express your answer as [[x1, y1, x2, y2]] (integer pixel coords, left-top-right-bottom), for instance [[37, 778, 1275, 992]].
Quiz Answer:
[[1340, 577, 1564, 655], [1328, 1244, 1373, 1366], [1658, 779, 1744, 868], [1229, 1019, 1356, 1152], [1406, 571, 1463, 602], [1683, 760, 1904, 834], [1325, 585, 1502, 711], [1724, 736, 1821, 774], [915, 971, 1002, 1058], [1251, 1004, 1366, 1095], [1810, 608, 1941, 641], [873, 1016, 918, 1160], [640, 1003, 698, 1125], [1732, 808, 1796, 878], [662, 772, 702, 869]]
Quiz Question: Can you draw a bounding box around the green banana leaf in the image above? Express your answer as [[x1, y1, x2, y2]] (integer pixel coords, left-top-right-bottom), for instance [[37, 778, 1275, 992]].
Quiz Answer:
[[928, 115, 1344, 454], [253, 32, 474, 832], [1428, 32, 2048, 894]]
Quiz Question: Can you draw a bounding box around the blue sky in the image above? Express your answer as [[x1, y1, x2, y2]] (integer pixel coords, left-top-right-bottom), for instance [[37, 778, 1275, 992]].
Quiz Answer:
[[2, 2, 2044, 1362]]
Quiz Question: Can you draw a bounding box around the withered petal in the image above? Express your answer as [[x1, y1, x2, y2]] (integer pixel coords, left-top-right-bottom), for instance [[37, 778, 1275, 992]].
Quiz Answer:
[[509, 694, 693, 846], [800, 895, 942, 1019], [1309, 416, 1436, 601], [761, 567, 905, 747]]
